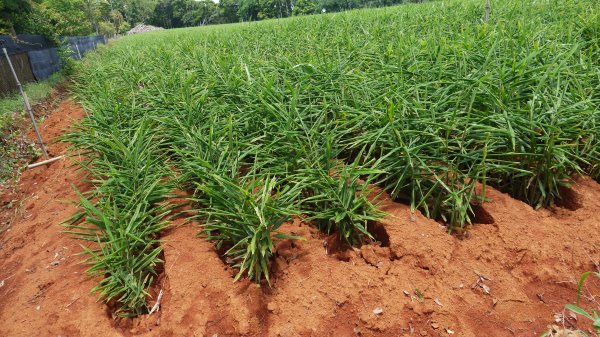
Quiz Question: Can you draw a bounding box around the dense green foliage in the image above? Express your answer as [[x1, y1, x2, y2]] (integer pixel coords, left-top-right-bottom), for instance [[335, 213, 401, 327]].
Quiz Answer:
[[1, 0, 125, 37], [64, 121, 174, 316], [67, 0, 600, 315], [194, 174, 301, 284], [1, 0, 424, 37], [150, 0, 423, 26]]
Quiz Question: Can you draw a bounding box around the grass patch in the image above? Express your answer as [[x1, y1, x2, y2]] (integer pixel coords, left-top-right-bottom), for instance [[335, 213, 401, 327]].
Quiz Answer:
[[0, 73, 65, 188], [0, 73, 64, 126]]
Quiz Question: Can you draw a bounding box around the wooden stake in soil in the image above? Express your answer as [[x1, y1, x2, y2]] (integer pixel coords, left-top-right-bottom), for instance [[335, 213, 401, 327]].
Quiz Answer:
[[2, 45, 49, 161]]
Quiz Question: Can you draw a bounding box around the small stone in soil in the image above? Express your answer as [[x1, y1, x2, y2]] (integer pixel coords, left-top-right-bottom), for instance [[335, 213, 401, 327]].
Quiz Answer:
[[554, 313, 563, 323], [373, 307, 383, 315]]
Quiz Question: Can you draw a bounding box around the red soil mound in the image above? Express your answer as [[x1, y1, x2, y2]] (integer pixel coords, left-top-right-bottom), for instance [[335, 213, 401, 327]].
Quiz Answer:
[[0, 99, 598, 337]]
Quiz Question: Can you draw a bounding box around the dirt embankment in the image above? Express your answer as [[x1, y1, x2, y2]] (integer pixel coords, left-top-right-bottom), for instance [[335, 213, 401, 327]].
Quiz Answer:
[[0, 99, 599, 337]]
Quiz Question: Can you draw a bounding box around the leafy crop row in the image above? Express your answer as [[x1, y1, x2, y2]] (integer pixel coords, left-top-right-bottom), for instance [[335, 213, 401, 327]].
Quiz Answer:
[[66, 0, 599, 315], [64, 120, 174, 316]]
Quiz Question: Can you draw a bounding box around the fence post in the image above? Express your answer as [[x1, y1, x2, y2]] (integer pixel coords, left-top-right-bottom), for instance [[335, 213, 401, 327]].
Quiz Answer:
[[2, 46, 49, 160], [75, 43, 82, 59]]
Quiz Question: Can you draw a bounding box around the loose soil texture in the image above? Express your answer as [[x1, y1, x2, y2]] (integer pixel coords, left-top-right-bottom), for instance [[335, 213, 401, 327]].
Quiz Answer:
[[0, 99, 599, 337]]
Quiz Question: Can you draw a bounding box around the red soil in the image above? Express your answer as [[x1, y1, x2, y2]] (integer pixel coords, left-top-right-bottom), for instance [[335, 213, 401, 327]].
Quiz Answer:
[[0, 99, 599, 337]]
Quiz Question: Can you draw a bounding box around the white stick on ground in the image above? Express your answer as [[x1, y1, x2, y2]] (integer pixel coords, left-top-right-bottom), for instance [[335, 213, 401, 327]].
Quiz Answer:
[[149, 289, 164, 315], [27, 155, 64, 169]]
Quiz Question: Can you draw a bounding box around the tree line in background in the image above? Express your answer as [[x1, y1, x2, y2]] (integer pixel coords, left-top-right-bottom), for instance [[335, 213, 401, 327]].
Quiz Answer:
[[1, 0, 423, 40]]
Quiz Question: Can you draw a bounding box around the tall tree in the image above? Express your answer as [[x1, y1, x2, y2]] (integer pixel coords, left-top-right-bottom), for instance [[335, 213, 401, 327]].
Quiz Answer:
[[218, 0, 238, 23], [0, 0, 36, 35], [238, 0, 259, 21], [151, 0, 177, 28], [82, 0, 102, 34], [123, 0, 158, 24], [293, 0, 318, 16], [41, 0, 92, 35]]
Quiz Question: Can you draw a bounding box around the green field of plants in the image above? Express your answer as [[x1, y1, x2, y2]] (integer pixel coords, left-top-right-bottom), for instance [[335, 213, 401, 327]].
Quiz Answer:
[[65, 0, 600, 316]]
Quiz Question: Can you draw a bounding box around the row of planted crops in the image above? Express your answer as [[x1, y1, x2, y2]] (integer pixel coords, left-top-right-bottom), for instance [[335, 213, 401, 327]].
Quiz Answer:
[[63, 0, 600, 316]]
